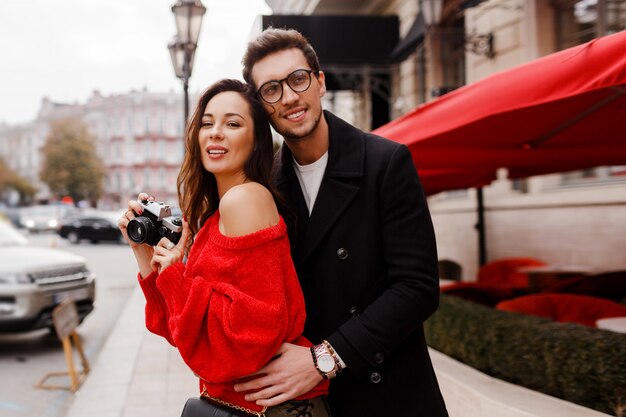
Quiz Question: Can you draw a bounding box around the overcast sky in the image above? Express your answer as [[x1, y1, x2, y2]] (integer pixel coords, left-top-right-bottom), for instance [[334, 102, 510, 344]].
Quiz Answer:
[[0, 0, 271, 125]]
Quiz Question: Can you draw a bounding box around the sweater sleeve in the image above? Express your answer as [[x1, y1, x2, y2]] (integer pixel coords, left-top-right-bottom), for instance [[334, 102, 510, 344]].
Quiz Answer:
[[152, 234, 297, 384], [137, 263, 188, 346]]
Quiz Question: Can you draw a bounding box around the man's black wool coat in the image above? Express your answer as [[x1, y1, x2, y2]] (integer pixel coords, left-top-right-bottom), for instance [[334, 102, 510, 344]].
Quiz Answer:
[[274, 111, 448, 417]]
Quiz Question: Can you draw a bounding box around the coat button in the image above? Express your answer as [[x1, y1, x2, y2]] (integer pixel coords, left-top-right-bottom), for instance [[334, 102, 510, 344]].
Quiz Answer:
[[374, 353, 384, 364], [337, 248, 348, 259], [370, 372, 382, 384], [349, 307, 359, 316]]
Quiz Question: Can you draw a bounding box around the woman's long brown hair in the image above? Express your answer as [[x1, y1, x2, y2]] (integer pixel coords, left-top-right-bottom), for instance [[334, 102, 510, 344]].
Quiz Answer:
[[177, 79, 286, 241]]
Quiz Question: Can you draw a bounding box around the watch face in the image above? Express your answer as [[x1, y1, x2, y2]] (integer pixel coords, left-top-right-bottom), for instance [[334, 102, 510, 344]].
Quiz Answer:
[[317, 354, 335, 373]]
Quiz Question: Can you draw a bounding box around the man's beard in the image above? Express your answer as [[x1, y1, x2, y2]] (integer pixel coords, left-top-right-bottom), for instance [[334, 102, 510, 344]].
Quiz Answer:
[[276, 106, 322, 141]]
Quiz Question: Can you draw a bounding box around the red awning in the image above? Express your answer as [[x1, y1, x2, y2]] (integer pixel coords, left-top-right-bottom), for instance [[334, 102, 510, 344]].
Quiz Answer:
[[373, 30, 626, 195]]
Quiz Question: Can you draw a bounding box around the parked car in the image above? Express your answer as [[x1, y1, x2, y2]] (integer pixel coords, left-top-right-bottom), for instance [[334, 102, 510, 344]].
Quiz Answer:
[[0, 205, 22, 227], [17, 204, 77, 233], [0, 220, 96, 333], [57, 211, 124, 244]]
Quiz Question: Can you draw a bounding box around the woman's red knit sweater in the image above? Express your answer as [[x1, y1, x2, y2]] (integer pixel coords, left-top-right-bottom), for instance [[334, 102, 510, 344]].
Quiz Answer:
[[138, 212, 328, 414]]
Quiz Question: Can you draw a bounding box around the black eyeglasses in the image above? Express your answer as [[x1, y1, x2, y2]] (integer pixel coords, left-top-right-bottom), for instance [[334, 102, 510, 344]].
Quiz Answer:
[[256, 69, 319, 104]]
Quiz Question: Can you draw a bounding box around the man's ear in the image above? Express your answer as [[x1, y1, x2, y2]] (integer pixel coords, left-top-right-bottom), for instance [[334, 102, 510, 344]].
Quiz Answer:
[[317, 71, 327, 97]]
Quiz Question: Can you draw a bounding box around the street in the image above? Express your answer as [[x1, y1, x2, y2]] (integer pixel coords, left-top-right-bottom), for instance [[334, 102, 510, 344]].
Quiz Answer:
[[0, 232, 137, 417]]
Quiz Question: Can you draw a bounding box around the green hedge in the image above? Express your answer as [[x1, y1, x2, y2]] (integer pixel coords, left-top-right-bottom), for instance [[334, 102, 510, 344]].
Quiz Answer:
[[425, 294, 626, 416]]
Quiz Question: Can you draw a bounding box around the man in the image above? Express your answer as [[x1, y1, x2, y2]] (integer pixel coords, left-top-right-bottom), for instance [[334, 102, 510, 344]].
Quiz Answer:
[[234, 28, 448, 417]]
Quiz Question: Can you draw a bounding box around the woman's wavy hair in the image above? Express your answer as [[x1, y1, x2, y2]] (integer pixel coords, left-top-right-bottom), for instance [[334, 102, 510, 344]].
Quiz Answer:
[[177, 78, 285, 240]]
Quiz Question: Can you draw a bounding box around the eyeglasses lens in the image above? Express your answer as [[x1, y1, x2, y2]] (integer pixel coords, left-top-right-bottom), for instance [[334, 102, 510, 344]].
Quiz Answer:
[[259, 70, 313, 104]]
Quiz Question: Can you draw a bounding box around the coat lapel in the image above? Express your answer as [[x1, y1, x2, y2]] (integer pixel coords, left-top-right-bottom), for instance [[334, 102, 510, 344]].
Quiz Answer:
[[274, 145, 310, 256], [274, 111, 365, 263], [299, 111, 364, 262]]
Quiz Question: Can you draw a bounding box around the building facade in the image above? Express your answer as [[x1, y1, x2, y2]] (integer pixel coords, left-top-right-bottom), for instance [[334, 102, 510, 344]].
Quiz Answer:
[[263, 0, 626, 280], [0, 89, 187, 209]]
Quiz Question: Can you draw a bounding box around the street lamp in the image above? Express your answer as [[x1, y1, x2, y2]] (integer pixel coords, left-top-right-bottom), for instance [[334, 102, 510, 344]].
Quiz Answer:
[[420, 0, 495, 58], [169, 0, 207, 133]]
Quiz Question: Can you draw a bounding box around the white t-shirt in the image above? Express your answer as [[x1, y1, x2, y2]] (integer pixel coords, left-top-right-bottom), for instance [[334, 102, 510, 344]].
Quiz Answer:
[[293, 151, 329, 215]]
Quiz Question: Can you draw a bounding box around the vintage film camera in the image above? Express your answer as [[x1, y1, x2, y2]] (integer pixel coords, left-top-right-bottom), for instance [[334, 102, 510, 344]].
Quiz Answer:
[[127, 200, 182, 246]]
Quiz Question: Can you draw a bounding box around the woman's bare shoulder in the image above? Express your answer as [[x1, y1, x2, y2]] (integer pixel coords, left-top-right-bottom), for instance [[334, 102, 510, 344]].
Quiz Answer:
[[218, 182, 279, 237]]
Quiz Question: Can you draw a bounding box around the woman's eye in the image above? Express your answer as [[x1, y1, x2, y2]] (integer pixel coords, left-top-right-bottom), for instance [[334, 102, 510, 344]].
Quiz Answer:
[[226, 122, 240, 128], [201, 121, 213, 127]]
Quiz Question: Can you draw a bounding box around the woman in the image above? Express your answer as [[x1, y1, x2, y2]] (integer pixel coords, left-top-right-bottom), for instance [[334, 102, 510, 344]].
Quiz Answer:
[[118, 79, 329, 417]]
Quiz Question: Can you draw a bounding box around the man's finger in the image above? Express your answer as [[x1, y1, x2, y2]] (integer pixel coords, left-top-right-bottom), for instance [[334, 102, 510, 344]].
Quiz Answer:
[[234, 374, 272, 392], [256, 393, 293, 408], [244, 384, 283, 402]]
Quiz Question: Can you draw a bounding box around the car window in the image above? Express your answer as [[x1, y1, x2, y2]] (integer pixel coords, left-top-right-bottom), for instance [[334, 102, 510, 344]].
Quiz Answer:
[[0, 221, 28, 246]]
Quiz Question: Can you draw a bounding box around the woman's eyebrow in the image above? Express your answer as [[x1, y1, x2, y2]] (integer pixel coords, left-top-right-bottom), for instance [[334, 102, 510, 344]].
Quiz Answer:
[[202, 112, 244, 119]]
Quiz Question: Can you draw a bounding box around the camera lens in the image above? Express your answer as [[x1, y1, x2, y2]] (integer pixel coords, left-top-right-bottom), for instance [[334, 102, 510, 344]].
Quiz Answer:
[[127, 217, 156, 244]]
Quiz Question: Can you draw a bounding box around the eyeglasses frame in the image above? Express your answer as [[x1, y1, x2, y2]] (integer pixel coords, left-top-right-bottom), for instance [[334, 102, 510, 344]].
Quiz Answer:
[[256, 69, 320, 104]]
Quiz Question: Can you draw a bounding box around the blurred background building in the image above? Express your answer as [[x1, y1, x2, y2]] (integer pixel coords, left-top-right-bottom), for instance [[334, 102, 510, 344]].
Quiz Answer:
[[0, 0, 624, 281], [261, 0, 626, 280], [0, 89, 187, 209]]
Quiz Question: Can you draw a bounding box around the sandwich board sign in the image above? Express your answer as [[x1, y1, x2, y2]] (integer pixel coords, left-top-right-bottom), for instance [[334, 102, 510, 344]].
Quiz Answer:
[[35, 301, 90, 392]]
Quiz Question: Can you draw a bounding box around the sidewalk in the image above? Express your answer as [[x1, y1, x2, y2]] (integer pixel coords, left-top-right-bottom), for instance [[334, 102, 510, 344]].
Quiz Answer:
[[65, 287, 609, 417], [66, 287, 197, 417]]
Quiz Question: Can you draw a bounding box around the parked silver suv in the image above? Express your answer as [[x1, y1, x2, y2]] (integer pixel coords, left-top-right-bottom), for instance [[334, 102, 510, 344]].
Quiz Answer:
[[0, 220, 96, 333]]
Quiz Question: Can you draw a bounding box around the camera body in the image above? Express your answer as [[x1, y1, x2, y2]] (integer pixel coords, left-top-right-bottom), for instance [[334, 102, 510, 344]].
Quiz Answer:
[[127, 200, 182, 246]]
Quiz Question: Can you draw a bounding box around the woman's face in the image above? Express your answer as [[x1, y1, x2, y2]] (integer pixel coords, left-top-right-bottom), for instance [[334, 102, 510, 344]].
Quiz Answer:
[[198, 91, 255, 179]]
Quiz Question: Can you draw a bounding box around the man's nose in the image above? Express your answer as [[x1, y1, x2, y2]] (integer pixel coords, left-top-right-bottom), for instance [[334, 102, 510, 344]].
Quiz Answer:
[[281, 81, 299, 105]]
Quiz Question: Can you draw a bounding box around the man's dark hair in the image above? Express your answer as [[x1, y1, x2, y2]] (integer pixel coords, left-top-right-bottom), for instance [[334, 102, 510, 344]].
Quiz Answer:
[[242, 27, 321, 87]]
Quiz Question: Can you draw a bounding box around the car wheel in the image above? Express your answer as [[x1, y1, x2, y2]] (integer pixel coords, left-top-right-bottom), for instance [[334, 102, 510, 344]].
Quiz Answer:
[[47, 325, 59, 339], [67, 231, 80, 244]]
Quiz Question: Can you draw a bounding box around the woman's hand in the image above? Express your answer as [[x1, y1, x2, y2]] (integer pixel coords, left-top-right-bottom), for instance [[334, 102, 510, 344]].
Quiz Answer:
[[118, 193, 156, 279], [150, 217, 191, 274], [118, 192, 155, 248]]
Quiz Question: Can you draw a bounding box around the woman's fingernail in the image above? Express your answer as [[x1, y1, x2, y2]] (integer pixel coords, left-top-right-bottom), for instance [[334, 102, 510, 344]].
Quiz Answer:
[[183, 215, 187, 222]]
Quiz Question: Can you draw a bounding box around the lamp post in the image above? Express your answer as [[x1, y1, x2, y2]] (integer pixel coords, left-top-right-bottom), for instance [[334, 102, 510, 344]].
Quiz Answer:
[[168, 0, 206, 134]]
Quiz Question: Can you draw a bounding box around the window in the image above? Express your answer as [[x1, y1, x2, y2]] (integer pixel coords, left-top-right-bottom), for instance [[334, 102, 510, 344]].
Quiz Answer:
[[144, 168, 151, 189], [158, 139, 165, 161], [159, 168, 166, 190], [126, 138, 135, 164], [554, 0, 625, 186], [439, 16, 466, 92], [144, 141, 152, 160], [555, 0, 626, 49]]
